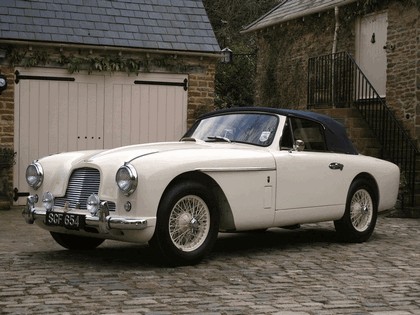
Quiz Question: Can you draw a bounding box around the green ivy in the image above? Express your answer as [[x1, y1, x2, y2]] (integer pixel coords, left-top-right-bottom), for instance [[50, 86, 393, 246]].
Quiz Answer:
[[358, 0, 419, 13], [0, 148, 16, 168], [5, 47, 189, 75]]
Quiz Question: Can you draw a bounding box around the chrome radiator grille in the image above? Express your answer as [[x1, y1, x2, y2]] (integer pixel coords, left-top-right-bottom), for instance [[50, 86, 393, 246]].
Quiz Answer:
[[55, 168, 115, 211]]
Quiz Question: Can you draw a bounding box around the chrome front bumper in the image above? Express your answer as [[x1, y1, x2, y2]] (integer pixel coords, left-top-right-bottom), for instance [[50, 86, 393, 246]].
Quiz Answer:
[[22, 195, 148, 233]]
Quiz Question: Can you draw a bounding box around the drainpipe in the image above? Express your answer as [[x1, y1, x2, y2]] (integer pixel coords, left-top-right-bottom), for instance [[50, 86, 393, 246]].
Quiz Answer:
[[332, 6, 340, 54], [331, 6, 340, 107]]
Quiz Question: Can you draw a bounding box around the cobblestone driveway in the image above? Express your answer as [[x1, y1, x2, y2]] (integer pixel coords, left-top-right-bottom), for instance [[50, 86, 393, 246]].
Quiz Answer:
[[0, 208, 419, 315]]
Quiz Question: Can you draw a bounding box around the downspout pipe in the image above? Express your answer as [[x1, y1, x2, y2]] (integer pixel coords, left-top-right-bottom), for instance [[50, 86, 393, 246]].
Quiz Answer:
[[332, 6, 340, 54], [331, 6, 340, 107]]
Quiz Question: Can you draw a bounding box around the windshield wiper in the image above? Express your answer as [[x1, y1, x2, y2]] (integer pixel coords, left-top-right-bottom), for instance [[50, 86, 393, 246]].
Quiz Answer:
[[207, 136, 231, 143], [180, 137, 196, 142]]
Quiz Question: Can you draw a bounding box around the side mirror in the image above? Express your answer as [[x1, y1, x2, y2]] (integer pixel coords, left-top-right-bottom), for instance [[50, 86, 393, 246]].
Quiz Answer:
[[293, 140, 305, 152]]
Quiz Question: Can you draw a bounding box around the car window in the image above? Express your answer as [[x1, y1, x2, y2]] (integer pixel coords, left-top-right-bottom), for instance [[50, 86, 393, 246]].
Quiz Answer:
[[280, 120, 294, 150], [280, 117, 327, 152], [186, 113, 279, 147]]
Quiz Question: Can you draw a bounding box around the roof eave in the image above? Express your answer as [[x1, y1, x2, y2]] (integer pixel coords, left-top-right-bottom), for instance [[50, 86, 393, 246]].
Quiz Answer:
[[242, 0, 358, 34], [0, 39, 222, 59]]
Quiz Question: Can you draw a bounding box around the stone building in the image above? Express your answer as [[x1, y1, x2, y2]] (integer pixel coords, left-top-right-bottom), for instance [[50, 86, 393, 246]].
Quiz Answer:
[[243, 0, 420, 209], [0, 0, 220, 206]]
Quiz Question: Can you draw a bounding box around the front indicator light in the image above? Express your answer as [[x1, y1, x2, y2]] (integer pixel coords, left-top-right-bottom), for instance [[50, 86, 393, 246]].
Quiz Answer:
[[87, 194, 100, 215], [124, 201, 132, 212], [42, 192, 54, 211], [26, 162, 44, 189], [116, 163, 138, 196]]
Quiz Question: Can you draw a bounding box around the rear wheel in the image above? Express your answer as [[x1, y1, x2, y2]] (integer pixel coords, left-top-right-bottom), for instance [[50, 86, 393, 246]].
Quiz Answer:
[[334, 179, 377, 243], [50, 232, 104, 250], [150, 181, 220, 266]]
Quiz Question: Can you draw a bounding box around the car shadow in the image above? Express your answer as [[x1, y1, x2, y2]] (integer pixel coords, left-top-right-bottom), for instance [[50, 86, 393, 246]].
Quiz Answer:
[[213, 226, 339, 255], [27, 225, 341, 268]]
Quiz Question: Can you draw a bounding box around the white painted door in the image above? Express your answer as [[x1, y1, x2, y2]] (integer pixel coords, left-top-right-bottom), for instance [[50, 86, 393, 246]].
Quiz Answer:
[[356, 11, 388, 97], [14, 69, 188, 204]]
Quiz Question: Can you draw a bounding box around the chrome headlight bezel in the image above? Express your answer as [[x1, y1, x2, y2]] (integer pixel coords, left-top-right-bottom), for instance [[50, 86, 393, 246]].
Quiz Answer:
[[26, 162, 44, 189], [116, 163, 138, 196]]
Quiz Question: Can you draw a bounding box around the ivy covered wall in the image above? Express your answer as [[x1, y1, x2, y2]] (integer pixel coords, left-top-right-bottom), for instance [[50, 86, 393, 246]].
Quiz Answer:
[[253, 0, 419, 144], [254, 2, 361, 109]]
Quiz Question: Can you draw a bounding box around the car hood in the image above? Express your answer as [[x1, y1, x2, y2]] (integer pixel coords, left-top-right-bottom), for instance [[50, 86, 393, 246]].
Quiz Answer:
[[37, 141, 276, 198], [86, 141, 202, 164], [41, 140, 274, 166], [39, 141, 201, 166]]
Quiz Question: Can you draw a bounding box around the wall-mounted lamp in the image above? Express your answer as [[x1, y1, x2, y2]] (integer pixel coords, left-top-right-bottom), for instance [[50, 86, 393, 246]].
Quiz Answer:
[[0, 74, 7, 94], [221, 47, 233, 64]]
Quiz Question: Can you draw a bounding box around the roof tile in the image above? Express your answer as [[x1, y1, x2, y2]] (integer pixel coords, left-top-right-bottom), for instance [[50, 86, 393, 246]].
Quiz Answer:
[[0, 0, 220, 53]]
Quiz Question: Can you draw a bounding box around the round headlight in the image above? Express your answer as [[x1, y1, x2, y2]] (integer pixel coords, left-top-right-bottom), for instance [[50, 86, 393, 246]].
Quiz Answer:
[[42, 191, 54, 211], [87, 193, 100, 215], [26, 162, 44, 189], [116, 164, 138, 196]]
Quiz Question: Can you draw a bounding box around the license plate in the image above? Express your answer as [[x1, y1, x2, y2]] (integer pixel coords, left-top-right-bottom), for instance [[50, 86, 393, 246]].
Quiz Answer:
[[45, 212, 85, 230]]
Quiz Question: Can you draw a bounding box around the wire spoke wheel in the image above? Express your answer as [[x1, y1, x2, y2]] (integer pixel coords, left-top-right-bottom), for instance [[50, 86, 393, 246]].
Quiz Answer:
[[334, 179, 377, 243], [169, 195, 211, 252], [350, 188, 373, 232], [150, 181, 219, 265]]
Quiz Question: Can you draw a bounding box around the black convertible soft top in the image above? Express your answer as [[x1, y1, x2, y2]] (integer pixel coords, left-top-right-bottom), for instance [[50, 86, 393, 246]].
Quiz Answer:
[[199, 107, 358, 155]]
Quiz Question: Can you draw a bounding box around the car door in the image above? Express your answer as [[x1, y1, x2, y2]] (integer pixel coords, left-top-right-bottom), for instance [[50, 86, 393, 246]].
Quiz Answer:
[[273, 117, 347, 215]]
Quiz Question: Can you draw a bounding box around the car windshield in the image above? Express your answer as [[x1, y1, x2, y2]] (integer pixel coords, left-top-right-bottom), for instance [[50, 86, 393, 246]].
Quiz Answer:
[[185, 113, 279, 146]]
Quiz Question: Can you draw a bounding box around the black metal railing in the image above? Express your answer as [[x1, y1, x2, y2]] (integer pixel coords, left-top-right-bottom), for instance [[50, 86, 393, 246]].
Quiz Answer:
[[308, 52, 356, 108], [308, 51, 419, 206]]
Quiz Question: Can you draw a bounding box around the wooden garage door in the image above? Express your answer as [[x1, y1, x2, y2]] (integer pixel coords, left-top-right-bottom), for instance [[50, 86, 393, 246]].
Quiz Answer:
[[104, 73, 188, 148], [14, 68, 188, 203]]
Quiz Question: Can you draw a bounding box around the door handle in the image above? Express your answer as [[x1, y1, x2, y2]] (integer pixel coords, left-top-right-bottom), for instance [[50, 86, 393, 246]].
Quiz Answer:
[[329, 162, 344, 171]]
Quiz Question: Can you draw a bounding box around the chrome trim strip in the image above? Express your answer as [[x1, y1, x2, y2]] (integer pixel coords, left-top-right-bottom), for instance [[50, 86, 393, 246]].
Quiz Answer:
[[198, 166, 275, 172]]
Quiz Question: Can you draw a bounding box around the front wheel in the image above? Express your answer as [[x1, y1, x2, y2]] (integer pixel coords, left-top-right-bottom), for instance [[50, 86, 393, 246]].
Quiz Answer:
[[149, 181, 220, 266], [334, 179, 377, 243], [50, 232, 105, 250]]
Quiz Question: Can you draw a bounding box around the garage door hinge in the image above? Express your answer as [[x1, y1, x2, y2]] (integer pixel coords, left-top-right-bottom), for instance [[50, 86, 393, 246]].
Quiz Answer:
[[14, 70, 75, 84], [13, 188, 29, 201], [134, 78, 188, 91]]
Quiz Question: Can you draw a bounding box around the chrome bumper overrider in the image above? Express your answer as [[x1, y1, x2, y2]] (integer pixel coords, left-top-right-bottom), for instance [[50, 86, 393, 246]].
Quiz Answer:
[[22, 195, 148, 233]]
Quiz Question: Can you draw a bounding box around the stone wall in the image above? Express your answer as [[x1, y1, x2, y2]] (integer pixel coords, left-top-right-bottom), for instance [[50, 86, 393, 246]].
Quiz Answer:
[[0, 66, 14, 148], [187, 62, 217, 127], [386, 2, 420, 142], [254, 4, 357, 109], [0, 66, 15, 208]]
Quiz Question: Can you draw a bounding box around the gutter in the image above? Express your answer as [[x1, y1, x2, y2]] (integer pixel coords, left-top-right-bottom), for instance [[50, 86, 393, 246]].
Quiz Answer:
[[0, 39, 222, 60]]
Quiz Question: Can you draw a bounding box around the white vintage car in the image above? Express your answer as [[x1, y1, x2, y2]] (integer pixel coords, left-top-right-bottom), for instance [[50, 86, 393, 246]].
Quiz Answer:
[[23, 107, 400, 265]]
